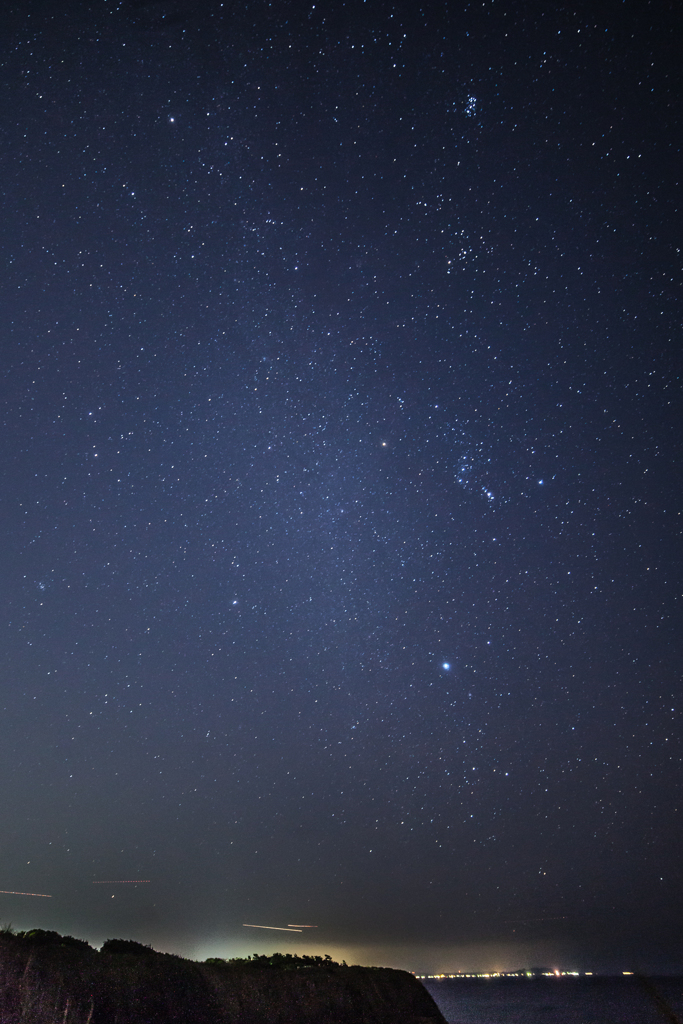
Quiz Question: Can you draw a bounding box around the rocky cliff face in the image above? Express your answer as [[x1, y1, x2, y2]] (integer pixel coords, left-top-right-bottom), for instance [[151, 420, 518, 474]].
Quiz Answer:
[[0, 930, 446, 1024]]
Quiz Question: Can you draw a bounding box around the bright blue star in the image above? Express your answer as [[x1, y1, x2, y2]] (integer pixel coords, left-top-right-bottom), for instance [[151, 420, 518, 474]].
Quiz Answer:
[[442, 662, 450, 671]]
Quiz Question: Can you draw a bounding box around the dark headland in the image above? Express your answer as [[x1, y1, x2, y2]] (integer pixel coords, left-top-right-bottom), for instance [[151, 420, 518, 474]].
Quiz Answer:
[[0, 928, 446, 1024]]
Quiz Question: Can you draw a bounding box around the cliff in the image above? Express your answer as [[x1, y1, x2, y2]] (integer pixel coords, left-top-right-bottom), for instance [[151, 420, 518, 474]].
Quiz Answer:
[[0, 930, 445, 1024]]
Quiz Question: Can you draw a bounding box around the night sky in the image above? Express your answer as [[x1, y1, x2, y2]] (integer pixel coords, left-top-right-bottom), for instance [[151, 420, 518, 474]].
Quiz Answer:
[[1, 0, 681, 975]]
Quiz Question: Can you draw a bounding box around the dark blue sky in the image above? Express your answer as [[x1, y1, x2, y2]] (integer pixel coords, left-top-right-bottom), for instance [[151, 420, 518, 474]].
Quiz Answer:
[[0, 0, 680, 973]]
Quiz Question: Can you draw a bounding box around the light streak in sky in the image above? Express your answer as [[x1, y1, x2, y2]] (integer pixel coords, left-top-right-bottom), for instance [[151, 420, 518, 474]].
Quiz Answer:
[[288, 924, 318, 928], [243, 924, 302, 932], [92, 880, 151, 884], [0, 890, 52, 897]]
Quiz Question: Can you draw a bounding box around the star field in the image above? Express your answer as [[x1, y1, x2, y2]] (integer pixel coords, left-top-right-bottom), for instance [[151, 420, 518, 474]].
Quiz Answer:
[[0, 0, 680, 973]]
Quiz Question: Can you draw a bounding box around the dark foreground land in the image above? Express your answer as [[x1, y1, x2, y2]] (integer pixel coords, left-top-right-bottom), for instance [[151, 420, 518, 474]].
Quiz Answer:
[[0, 930, 445, 1024]]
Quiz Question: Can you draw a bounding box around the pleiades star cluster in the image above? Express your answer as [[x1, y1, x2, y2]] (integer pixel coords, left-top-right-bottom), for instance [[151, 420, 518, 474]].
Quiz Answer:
[[0, 0, 680, 973]]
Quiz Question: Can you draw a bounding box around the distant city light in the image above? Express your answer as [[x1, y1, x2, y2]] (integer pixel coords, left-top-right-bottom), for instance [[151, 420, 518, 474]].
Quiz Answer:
[[418, 970, 592, 979]]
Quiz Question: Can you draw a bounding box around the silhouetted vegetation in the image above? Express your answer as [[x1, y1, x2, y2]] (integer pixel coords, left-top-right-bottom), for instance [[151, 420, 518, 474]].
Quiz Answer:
[[0, 925, 446, 1023], [100, 937, 159, 955], [14, 928, 92, 950], [207, 951, 348, 969]]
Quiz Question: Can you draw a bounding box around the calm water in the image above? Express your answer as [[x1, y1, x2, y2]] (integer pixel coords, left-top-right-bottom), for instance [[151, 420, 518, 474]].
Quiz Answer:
[[422, 976, 683, 1024]]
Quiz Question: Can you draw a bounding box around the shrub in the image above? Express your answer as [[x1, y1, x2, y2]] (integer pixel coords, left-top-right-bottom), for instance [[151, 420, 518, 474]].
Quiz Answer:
[[100, 938, 156, 955], [16, 929, 91, 950]]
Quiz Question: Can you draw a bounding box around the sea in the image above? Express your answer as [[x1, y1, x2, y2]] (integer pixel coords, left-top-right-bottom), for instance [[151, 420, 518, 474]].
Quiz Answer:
[[422, 975, 683, 1024]]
